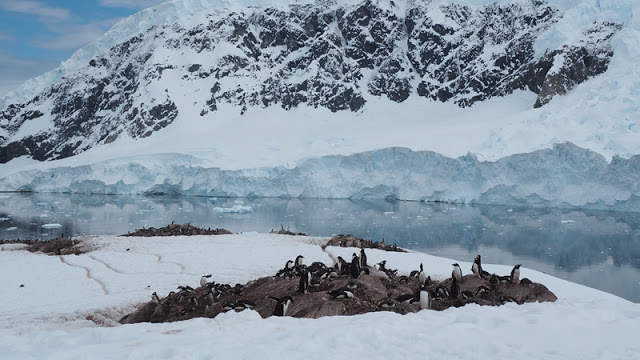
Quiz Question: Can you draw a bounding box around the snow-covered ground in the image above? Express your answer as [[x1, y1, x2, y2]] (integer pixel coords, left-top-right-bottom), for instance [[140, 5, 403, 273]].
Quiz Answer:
[[1, 233, 638, 359]]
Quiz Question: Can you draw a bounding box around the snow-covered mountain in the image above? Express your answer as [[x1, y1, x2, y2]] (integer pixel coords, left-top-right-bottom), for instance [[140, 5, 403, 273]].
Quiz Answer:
[[0, 0, 639, 209], [0, 0, 633, 162]]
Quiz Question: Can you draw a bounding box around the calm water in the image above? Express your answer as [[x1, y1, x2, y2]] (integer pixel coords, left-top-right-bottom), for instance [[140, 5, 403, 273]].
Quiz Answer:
[[1, 193, 640, 302]]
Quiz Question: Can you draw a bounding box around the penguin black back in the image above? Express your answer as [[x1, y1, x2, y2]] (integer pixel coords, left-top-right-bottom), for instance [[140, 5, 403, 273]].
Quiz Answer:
[[360, 248, 368, 268], [450, 277, 460, 299], [350, 254, 361, 279], [298, 267, 310, 294]]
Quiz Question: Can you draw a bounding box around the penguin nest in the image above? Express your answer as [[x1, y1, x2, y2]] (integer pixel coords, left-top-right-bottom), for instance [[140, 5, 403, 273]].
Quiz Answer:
[[119, 270, 557, 324]]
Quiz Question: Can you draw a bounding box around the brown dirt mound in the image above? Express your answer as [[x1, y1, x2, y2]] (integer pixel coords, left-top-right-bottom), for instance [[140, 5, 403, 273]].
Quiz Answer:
[[0, 237, 88, 255], [323, 234, 407, 252], [120, 266, 556, 324], [122, 222, 232, 237]]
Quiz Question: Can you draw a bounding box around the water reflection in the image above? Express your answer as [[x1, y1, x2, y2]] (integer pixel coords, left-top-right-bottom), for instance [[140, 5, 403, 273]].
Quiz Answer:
[[1, 193, 639, 302]]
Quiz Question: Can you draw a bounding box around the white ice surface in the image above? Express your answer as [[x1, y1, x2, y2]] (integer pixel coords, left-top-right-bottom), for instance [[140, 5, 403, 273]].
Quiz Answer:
[[1, 234, 639, 359]]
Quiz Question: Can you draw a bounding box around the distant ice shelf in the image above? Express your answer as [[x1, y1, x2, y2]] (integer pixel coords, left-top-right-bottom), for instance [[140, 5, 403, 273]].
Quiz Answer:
[[1, 142, 638, 212]]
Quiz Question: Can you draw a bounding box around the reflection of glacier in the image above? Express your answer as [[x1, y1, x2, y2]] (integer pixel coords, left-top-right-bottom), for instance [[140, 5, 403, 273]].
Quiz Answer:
[[1, 193, 640, 301], [3, 143, 639, 211]]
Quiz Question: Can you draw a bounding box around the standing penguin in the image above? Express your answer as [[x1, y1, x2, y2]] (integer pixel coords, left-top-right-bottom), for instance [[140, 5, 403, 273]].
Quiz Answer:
[[450, 276, 460, 299], [200, 274, 212, 287], [452, 263, 462, 283], [510, 264, 521, 284], [471, 255, 484, 278], [299, 267, 310, 294], [360, 248, 368, 268], [270, 296, 294, 317], [151, 292, 160, 304], [418, 263, 428, 285], [350, 253, 361, 279], [336, 256, 349, 275], [295, 255, 305, 267], [419, 285, 431, 310]]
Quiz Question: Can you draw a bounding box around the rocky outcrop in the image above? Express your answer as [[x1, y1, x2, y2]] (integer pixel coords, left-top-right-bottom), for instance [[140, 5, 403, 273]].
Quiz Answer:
[[122, 222, 232, 237], [119, 266, 556, 324]]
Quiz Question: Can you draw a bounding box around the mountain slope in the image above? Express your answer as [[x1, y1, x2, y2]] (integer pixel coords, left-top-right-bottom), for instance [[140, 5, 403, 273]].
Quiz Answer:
[[0, 0, 629, 164]]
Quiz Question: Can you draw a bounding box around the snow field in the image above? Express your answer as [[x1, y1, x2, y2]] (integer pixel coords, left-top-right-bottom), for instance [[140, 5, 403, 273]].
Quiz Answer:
[[1, 233, 639, 359]]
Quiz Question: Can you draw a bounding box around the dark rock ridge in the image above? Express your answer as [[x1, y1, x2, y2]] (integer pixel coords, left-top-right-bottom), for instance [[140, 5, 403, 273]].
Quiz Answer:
[[324, 234, 407, 252], [121, 222, 232, 237], [0, 236, 87, 255], [0, 0, 621, 163], [120, 258, 556, 324]]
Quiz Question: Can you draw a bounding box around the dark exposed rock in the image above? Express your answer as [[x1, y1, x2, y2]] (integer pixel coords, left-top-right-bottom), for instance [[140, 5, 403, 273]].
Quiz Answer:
[[270, 225, 308, 236], [122, 222, 232, 237], [119, 262, 556, 324], [0, 1, 622, 163], [0, 236, 88, 255], [324, 234, 407, 252]]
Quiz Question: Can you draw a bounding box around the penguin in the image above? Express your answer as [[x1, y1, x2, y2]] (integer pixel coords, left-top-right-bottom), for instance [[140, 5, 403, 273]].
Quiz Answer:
[[475, 285, 490, 297], [329, 289, 354, 299], [452, 263, 462, 283], [234, 299, 255, 311], [398, 275, 410, 284], [270, 296, 294, 317], [222, 301, 235, 311], [308, 261, 327, 275], [498, 275, 511, 284], [309, 276, 321, 288], [510, 264, 521, 284], [450, 276, 460, 299], [151, 292, 160, 304], [471, 255, 484, 278], [276, 260, 294, 277], [346, 279, 357, 290], [378, 298, 396, 308], [200, 274, 212, 287], [418, 263, 428, 285], [299, 268, 310, 294], [350, 253, 361, 279], [520, 278, 533, 286], [435, 286, 450, 299], [336, 256, 349, 275], [489, 273, 499, 286], [461, 290, 474, 299], [207, 289, 220, 303], [295, 255, 304, 267], [360, 248, 368, 268], [396, 293, 417, 304], [419, 284, 431, 310]]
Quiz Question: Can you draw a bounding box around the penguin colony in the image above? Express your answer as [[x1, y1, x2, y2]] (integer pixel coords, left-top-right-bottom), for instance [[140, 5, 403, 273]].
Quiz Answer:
[[120, 248, 555, 325]]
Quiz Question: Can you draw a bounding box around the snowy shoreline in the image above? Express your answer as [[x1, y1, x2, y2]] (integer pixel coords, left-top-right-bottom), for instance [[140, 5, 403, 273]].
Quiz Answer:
[[1, 233, 639, 359]]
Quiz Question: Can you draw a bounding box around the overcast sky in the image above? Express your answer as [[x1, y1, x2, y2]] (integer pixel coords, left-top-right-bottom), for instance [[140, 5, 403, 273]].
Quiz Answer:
[[0, 0, 167, 97]]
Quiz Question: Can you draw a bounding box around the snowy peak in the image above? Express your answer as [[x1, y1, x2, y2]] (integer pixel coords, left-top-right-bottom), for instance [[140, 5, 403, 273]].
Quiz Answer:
[[0, 0, 626, 163]]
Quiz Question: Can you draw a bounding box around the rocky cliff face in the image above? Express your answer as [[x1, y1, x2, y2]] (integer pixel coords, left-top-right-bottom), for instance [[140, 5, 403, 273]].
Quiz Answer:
[[0, 0, 622, 164]]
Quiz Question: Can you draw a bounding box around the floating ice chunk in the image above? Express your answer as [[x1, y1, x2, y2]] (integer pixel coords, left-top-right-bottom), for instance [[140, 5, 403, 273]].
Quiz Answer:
[[0, 217, 9, 221], [561, 220, 575, 224], [42, 223, 63, 229], [213, 205, 253, 214], [6, 227, 17, 231]]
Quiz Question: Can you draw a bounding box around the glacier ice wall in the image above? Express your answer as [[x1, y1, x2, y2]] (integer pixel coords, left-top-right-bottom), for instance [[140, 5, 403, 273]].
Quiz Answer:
[[1, 142, 639, 211]]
